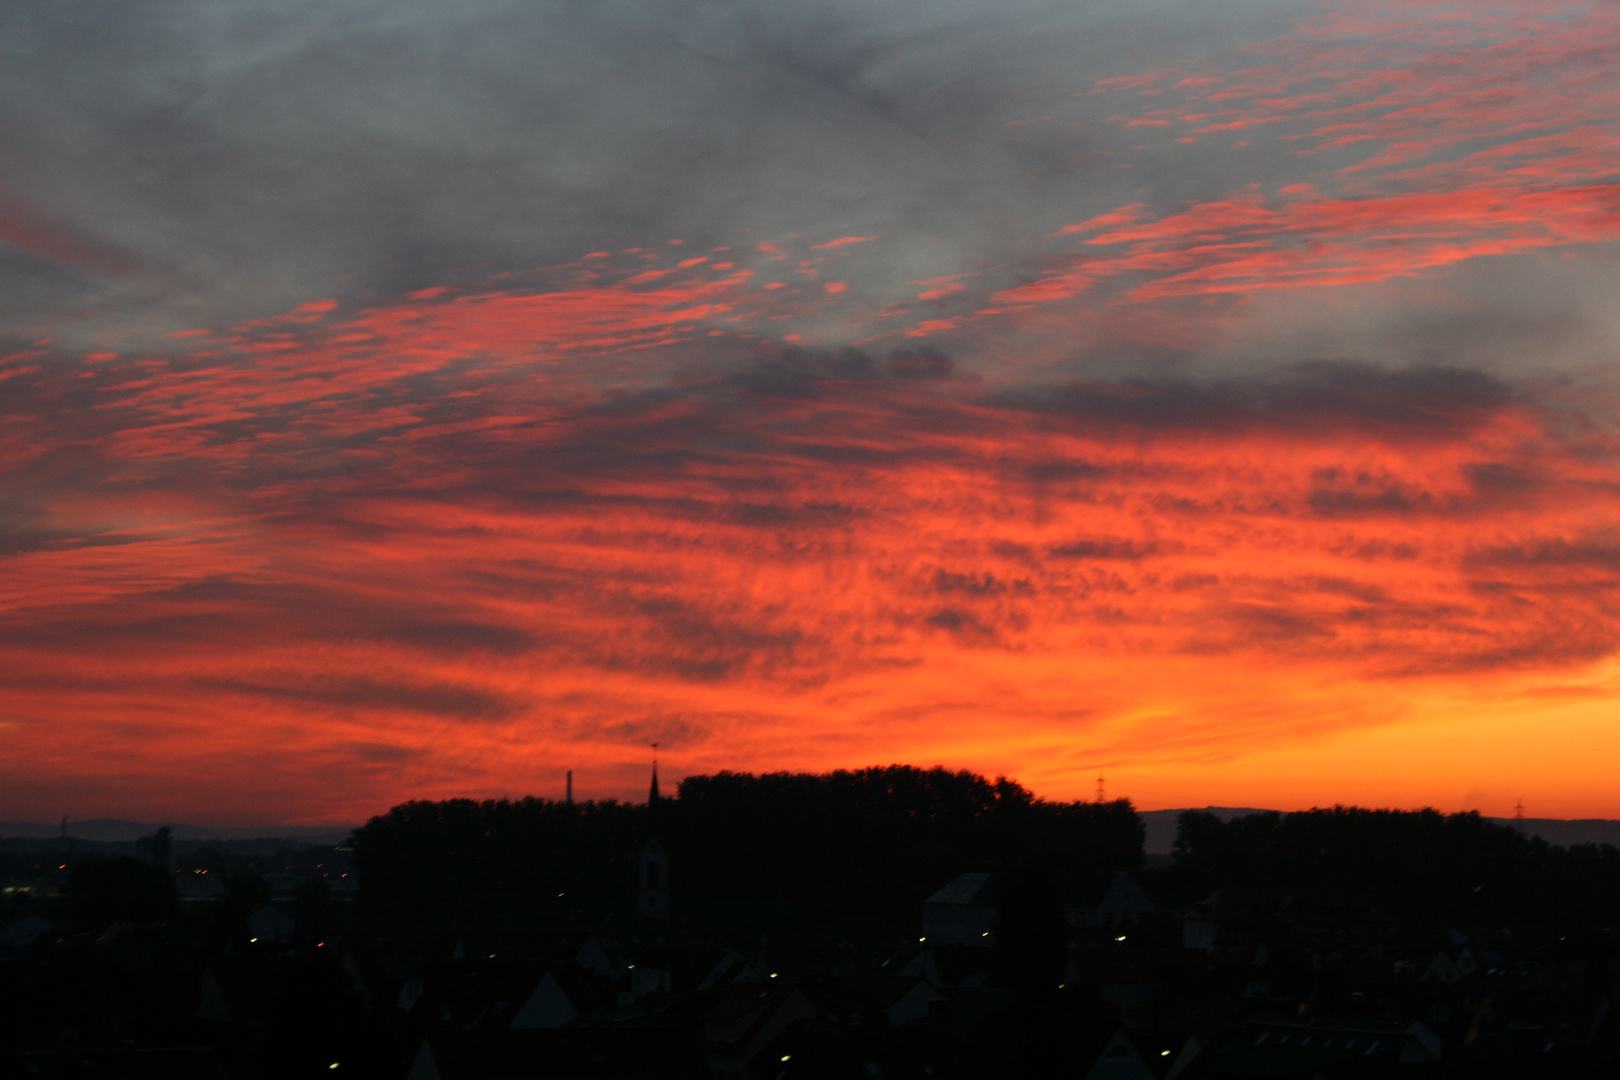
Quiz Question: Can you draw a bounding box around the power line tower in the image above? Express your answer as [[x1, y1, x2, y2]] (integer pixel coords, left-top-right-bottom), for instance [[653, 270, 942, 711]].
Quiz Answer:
[[1095, 772, 1106, 804], [1514, 797, 1525, 826]]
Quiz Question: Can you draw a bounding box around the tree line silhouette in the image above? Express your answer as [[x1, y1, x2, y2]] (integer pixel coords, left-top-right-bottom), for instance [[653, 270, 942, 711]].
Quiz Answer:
[[328, 774, 1620, 938], [350, 766, 1144, 933], [1171, 806, 1620, 926]]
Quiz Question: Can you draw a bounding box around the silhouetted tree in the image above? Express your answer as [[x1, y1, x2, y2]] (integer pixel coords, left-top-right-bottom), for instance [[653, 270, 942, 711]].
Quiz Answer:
[[350, 795, 649, 932], [64, 857, 178, 930], [351, 767, 1145, 935], [1171, 806, 1620, 926], [144, 825, 173, 870]]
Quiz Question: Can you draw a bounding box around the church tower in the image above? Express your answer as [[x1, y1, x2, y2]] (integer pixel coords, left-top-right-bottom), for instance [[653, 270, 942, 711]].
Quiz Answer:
[[638, 746, 669, 918], [638, 834, 670, 919]]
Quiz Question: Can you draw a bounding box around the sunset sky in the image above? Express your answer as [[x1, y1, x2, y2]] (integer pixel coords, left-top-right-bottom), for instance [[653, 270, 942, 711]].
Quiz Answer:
[[4, 0, 1620, 824]]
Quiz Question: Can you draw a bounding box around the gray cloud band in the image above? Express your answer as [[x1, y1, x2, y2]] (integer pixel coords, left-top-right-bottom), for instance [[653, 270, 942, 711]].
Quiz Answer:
[[0, 0, 1311, 349]]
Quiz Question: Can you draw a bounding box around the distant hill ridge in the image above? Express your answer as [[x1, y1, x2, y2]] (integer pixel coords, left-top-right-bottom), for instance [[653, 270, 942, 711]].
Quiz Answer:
[[0, 818, 355, 844], [1139, 807, 1620, 855]]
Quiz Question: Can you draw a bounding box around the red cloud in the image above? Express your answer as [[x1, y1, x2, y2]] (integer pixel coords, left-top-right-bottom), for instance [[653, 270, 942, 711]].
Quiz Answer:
[[3, 301, 1620, 819], [993, 0, 1620, 310]]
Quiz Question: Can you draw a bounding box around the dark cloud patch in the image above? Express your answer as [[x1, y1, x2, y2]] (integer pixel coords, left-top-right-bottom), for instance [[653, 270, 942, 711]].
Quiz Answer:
[[0, 0, 1292, 346], [1047, 538, 1158, 560], [382, 358, 1535, 523], [1308, 460, 1559, 520], [932, 570, 1025, 595], [990, 541, 1036, 561], [377, 620, 537, 656], [1302, 577, 1392, 606], [1010, 363, 1517, 442], [1188, 603, 1338, 651], [587, 714, 713, 748], [1268, 364, 1516, 433], [0, 523, 86, 558], [1329, 538, 1421, 562], [1464, 463, 1538, 497], [1307, 484, 1417, 518], [613, 595, 813, 683], [1025, 461, 1110, 483], [1474, 538, 1620, 572], [0, 577, 542, 664], [1380, 621, 1620, 677], [734, 345, 966, 400], [195, 674, 520, 722], [889, 348, 955, 381], [337, 741, 423, 765], [0, 609, 273, 655], [924, 607, 1003, 646]]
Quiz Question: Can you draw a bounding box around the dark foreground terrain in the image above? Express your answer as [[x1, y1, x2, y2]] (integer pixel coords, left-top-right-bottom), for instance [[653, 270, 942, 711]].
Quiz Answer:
[[1, 766, 1616, 1078]]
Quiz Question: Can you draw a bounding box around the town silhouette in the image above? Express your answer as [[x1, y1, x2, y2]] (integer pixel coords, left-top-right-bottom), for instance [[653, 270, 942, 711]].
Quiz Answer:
[[1, 766, 1617, 1077]]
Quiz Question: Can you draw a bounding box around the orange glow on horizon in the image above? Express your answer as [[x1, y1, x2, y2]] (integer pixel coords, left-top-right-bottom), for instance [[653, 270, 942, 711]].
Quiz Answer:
[[4, 310, 1620, 820]]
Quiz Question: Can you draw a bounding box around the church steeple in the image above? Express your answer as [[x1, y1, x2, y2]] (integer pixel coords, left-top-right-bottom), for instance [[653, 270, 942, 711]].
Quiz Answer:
[[639, 742, 669, 920]]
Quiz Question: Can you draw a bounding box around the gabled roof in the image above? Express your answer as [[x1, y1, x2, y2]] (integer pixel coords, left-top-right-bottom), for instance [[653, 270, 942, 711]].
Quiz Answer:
[[884, 979, 944, 1026], [574, 937, 617, 978], [697, 948, 761, 989], [510, 972, 578, 1030], [1083, 1029, 1155, 1080], [924, 872, 995, 906]]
